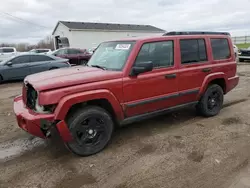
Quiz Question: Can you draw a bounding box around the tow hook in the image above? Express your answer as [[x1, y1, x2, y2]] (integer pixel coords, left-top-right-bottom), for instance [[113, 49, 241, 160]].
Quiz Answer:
[[40, 119, 54, 138]]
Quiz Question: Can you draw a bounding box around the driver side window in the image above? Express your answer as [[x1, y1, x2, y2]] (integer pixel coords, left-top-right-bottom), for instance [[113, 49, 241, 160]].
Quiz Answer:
[[11, 56, 30, 64], [134, 41, 174, 68]]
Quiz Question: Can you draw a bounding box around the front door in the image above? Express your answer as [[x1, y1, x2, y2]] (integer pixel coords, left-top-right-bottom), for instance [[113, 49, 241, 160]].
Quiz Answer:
[[4, 55, 31, 80], [123, 40, 179, 117]]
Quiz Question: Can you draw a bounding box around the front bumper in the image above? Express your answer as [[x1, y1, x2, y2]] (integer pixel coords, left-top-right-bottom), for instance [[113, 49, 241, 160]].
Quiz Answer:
[[238, 56, 250, 59], [14, 96, 72, 142]]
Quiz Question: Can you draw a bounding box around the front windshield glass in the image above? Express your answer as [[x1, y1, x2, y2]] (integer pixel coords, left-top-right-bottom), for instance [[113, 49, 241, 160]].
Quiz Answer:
[[87, 41, 135, 71]]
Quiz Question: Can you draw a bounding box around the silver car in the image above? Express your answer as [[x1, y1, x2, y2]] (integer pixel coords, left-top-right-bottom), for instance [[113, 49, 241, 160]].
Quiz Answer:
[[0, 54, 70, 83]]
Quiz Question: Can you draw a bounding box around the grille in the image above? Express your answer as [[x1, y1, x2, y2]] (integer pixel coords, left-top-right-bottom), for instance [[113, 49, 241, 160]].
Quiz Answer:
[[26, 84, 37, 110], [241, 51, 250, 56]]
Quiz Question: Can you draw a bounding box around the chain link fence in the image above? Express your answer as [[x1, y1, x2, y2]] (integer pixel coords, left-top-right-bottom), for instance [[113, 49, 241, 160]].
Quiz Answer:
[[231, 36, 250, 44]]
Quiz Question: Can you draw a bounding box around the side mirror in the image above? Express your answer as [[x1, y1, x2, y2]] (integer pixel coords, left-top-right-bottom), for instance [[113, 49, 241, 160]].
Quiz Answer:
[[130, 61, 153, 76], [6, 62, 12, 66]]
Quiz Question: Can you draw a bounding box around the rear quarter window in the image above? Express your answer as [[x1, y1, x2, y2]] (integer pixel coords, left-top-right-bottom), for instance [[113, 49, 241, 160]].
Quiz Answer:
[[210, 38, 231, 60], [180, 39, 207, 64]]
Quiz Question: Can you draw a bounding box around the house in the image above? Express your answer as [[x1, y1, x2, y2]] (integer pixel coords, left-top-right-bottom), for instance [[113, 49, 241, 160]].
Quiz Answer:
[[52, 21, 165, 50]]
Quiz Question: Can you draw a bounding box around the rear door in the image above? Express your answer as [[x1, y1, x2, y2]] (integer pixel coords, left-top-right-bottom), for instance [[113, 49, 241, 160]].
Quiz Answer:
[[123, 40, 179, 117], [29, 55, 54, 74], [67, 49, 81, 65], [4, 55, 31, 79], [177, 37, 211, 104]]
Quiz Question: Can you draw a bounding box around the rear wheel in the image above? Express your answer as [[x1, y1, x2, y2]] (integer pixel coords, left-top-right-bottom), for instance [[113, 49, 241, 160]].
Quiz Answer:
[[196, 84, 224, 117], [0, 75, 3, 84], [65, 106, 114, 156], [239, 58, 244, 62]]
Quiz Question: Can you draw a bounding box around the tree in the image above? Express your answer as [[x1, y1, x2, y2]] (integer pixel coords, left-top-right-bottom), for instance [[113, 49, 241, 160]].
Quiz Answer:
[[0, 36, 54, 52]]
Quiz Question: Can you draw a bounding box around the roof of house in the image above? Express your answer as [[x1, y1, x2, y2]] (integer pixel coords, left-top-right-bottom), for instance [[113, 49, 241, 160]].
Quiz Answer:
[[52, 21, 165, 34]]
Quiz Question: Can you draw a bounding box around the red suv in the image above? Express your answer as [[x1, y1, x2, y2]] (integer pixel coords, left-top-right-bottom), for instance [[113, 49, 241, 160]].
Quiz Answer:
[[51, 47, 91, 65], [14, 31, 239, 156]]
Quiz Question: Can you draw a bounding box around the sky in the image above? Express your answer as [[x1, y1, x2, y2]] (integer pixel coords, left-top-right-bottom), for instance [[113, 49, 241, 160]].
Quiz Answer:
[[0, 0, 250, 44]]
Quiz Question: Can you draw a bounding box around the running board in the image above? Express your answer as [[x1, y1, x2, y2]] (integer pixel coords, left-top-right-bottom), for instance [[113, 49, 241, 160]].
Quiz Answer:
[[120, 101, 198, 126]]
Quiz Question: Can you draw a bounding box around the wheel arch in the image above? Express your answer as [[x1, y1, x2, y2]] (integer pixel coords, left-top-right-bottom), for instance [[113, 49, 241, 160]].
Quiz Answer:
[[199, 73, 227, 98], [54, 89, 124, 122]]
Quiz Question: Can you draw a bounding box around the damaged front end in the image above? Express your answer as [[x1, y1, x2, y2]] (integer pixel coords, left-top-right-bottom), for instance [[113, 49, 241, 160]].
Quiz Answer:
[[14, 82, 73, 142]]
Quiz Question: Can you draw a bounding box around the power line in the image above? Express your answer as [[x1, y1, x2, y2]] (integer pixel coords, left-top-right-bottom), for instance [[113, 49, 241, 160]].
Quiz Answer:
[[0, 11, 49, 29]]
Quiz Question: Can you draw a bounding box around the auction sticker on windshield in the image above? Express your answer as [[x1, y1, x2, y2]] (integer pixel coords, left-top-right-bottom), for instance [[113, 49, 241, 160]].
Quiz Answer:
[[115, 44, 131, 50]]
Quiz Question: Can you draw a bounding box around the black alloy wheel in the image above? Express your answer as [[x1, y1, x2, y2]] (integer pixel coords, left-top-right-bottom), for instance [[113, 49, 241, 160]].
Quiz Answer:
[[65, 106, 114, 156]]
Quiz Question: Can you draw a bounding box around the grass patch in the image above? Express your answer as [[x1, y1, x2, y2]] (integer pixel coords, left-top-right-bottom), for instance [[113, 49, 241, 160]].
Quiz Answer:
[[236, 43, 250, 49]]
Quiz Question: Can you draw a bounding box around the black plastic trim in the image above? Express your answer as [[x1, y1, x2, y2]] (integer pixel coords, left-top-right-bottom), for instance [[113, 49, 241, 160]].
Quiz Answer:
[[120, 101, 198, 126], [126, 89, 199, 108]]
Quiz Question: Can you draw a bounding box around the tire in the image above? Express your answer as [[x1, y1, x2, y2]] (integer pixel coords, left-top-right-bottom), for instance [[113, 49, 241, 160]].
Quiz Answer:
[[196, 84, 224, 117], [65, 106, 114, 156], [0, 75, 3, 84], [239, 58, 244, 62], [80, 60, 88, 65]]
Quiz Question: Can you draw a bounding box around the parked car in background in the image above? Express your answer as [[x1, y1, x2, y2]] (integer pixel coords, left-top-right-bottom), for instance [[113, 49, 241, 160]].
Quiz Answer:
[[238, 46, 250, 62], [50, 47, 92, 65], [29, 49, 52, 54], [0, 47, 17, 62], [14, 31, 239, 156], [0, 54, 70, 83]]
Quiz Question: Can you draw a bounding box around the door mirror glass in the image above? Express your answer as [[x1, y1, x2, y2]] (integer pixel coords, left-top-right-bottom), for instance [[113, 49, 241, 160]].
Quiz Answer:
[[6, 61, 12, 66], [130, 61, 153, 76]]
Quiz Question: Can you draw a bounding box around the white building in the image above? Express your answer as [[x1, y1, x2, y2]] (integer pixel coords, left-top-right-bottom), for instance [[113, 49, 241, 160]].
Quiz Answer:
[[52, 21, 165, 50]]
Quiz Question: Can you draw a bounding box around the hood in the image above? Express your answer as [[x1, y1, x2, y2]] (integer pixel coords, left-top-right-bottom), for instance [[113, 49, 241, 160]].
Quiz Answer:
[[240, 48, 250, 52], [25, 66, 123, 91]]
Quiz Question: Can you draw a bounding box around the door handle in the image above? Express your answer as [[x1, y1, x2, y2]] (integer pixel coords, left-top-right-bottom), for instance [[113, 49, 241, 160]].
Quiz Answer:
[[165, 73, 176, 79], [202, 68, 211, 73]]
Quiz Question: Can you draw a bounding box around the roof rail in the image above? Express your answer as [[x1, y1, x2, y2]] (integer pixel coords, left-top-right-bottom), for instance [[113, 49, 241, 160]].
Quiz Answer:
[[163, 31, 231, 36]]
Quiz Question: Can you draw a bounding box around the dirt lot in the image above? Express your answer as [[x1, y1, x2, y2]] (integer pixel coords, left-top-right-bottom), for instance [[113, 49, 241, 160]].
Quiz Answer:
[[1, 65, 250, 188]]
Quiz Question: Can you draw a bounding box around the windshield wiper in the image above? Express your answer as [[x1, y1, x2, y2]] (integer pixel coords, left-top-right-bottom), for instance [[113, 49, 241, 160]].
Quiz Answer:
[[89, 65, 107, 70]]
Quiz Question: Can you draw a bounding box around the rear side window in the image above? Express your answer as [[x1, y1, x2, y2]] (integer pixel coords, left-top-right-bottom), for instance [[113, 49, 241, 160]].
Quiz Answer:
[[0, 48, 14, 53], [180, 39, 207, 64], [211, 38, 231, 60], [30, 55, 53, 62], [68, 49, 81, 54]]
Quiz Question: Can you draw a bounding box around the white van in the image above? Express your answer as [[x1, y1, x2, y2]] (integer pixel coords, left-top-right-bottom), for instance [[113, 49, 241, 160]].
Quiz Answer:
[[0, 47, 17, 61]]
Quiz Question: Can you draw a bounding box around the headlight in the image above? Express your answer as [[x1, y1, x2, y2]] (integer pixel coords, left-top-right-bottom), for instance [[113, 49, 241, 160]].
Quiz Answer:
[[35, 98, 56, 114]]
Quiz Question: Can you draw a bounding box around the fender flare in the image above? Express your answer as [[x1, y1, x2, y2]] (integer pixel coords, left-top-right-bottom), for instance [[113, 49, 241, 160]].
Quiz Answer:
[[198, 72, 227, 98], [54, 89, 124, 121]]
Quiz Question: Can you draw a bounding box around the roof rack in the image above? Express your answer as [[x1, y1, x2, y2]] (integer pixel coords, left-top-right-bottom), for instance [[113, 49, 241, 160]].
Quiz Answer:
[[163, 31, 231, 36]]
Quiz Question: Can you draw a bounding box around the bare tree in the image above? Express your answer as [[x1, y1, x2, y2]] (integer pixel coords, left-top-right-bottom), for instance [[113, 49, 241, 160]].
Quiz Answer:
[[0, 36, 54, 52]]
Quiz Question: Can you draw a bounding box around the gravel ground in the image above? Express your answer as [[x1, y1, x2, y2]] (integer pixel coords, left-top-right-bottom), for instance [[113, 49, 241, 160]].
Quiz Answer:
[[0, 64, 250, 188]]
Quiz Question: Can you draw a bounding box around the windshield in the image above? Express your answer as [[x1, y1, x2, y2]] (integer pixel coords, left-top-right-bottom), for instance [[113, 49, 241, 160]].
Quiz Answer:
[[87, 41, 135, 71]]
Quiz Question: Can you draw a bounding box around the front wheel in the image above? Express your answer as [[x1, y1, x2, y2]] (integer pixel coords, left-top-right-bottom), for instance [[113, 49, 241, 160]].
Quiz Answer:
[[65, 106, 114, 156], [196, 84, 224, 117]]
